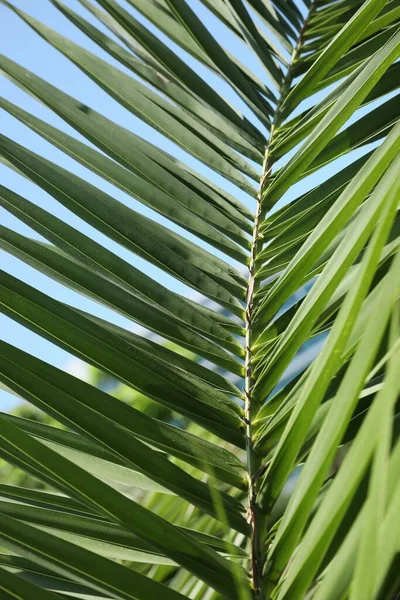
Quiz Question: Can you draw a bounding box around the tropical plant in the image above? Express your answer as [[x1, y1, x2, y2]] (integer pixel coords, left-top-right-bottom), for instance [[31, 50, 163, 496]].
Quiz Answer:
[[0, 0, 399, 598]]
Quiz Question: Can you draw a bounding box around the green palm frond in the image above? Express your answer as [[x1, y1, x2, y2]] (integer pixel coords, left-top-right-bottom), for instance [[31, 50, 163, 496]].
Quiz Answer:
[[0, 0, 399, 598]]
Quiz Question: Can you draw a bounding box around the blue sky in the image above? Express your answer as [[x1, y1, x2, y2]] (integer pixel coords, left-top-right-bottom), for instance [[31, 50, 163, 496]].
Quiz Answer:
[[0, 0, 384, 413]]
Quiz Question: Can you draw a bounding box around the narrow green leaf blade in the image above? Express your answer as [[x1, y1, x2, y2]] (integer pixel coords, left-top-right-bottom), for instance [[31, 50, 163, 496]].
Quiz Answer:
[[0, 185, 245, 355], [0, 567, 62, 600], [0, 225, 245, 372], [0, 273, 245, 444], [3, 1, 258, 192], [0, 417, 246, 598], [0, 136, 246, 310], [0, 341, 248, 531], [282, 0, 387, 112], [166, 0, 273, 123], [263, 30, 400, 209]]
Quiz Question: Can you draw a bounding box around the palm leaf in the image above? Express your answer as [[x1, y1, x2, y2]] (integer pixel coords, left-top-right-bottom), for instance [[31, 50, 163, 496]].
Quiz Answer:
[[0, 0, 399, 598]]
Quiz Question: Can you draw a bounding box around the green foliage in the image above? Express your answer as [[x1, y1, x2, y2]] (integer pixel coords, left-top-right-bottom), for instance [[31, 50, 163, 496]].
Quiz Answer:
[[0, 403, 54, 489], [0, 0, 399, 599]]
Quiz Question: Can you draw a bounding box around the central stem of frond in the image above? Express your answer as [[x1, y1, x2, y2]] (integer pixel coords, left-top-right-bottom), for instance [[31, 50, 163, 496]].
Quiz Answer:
[[244, 145, 270, 599], [243, 4, 316, 597]]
